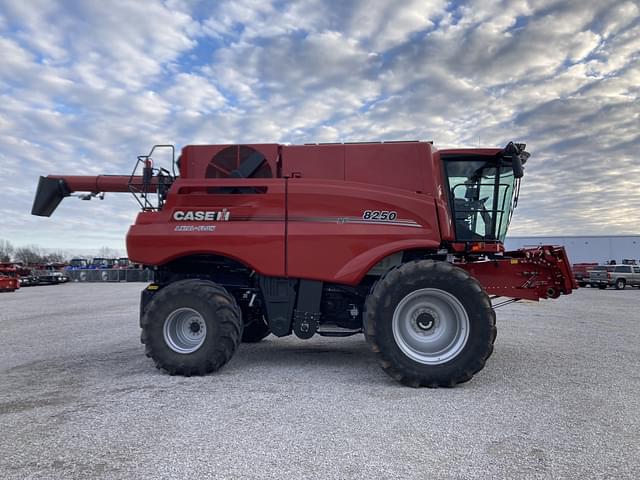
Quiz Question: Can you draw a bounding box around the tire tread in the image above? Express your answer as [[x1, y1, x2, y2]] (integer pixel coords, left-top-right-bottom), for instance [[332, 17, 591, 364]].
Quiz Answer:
[[141, 279, 242, 376], [365, 260, 496, 388]]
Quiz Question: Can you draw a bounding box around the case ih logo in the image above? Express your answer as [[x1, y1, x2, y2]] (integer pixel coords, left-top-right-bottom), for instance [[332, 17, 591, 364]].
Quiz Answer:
[[173, 209, 230, 221]]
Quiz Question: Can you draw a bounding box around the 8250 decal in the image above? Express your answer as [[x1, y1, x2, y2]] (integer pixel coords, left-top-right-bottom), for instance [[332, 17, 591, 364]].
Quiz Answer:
[[362, 210, 398, 221]]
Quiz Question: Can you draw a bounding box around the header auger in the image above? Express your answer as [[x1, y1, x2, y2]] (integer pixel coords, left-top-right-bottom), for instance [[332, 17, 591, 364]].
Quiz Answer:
[[32, 140, 576, 387]]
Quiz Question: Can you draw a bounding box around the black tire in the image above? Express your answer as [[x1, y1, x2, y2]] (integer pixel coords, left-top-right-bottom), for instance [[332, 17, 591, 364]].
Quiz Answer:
[[365, 260, 496, 388], [141, 279, 242, 376], [615, 279, 626, 290]]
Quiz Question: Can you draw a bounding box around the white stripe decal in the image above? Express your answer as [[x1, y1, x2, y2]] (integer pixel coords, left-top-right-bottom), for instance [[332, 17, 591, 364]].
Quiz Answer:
[[291, 216, 423, 227], [227, 215, 423, 227]]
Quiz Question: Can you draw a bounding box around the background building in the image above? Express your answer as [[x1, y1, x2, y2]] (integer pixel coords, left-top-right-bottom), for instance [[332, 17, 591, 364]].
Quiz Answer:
[[505, 236, 640, 265]]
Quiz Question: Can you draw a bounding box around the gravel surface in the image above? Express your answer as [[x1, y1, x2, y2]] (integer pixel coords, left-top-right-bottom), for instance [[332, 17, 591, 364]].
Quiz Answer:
[[1, 283, 639, 479]]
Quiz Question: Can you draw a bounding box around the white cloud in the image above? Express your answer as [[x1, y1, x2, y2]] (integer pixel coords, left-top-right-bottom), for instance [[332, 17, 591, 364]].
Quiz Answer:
[[164, 73, 226, 115], [599, 0, 639, 37], [0, 0, 638, 251]]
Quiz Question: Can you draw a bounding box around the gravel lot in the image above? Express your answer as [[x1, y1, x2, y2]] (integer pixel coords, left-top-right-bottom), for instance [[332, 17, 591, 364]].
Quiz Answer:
[[1, 283, 638, 479]]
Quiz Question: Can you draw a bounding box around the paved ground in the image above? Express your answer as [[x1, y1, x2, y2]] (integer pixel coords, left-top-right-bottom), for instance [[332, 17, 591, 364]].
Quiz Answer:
[[0, 283, 638, 479]]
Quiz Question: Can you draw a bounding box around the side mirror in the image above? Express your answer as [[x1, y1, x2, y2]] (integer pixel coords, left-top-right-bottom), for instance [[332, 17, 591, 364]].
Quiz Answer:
[[512, 155, 525, 178], [503, 142, 529, 178]]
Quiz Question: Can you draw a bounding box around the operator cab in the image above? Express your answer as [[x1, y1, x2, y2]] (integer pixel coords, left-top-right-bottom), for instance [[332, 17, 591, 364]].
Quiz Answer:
[[443, 142, 528, 244]]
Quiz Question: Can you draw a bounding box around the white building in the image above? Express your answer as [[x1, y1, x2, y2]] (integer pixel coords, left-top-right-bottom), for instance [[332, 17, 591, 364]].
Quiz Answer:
[[504, 236, 640, 265]]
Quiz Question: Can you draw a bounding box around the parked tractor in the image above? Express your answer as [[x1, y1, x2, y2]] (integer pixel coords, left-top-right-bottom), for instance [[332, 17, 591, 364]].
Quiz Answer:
[[88, 257, 115, 269], [32, 141, 576, 386], [66, 258, 89, 270]]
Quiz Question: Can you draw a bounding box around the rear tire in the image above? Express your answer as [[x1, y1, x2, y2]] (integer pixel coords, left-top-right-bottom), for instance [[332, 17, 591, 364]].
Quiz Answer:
[[615, 279, 626, 290], [141, 279, 242, 376], [365, 260, 496, 387]]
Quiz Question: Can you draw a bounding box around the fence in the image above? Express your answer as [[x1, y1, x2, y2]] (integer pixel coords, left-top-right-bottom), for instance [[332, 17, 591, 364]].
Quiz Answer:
[[66, 269, 154, 282]]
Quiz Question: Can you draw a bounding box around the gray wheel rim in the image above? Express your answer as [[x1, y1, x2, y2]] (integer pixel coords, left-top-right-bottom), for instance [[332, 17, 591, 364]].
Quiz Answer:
[[163, 307, 207, 354], [392, 288, 470, 365]]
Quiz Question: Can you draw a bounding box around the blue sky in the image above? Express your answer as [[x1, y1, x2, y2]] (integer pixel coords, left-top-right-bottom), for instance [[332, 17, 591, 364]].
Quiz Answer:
[[1, 0, 638, 254]]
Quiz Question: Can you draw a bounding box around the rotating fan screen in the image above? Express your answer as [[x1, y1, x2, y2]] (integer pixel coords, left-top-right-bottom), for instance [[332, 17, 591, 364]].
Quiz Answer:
[[205, 146, 273, 179]]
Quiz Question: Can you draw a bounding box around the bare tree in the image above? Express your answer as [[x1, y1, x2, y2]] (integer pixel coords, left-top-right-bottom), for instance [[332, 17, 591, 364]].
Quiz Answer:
[[96, 246, 121, 259], [45, 251, 67, 263], [13, 245, 45, 265], [0, 239, 14, 262], [68, 252, 90, 261]]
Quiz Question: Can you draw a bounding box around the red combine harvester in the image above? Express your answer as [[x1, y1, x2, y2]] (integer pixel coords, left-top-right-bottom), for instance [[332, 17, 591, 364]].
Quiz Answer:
[[32, 141, 576, 386], [0, 263, 20, 292]]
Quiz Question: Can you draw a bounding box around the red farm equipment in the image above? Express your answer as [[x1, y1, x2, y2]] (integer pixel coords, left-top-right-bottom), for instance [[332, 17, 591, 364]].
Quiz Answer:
[[0, 263, 20, 292], [32, 141, 576, 386]]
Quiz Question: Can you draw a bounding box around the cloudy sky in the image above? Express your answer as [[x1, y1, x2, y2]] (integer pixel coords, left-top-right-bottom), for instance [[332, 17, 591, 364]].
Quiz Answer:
[[1, 0, 638, 252]]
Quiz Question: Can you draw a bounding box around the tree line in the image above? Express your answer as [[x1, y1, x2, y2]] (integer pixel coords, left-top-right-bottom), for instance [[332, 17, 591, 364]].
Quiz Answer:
[[0, 239, 122, 264]]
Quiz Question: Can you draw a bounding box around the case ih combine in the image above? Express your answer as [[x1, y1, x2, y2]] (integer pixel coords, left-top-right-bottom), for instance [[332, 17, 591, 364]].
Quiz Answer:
[[32, 141, 576, 386]]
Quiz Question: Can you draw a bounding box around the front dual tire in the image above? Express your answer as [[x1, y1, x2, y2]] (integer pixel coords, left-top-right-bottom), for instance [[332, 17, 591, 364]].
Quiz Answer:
[[365, 260, 496, 387]]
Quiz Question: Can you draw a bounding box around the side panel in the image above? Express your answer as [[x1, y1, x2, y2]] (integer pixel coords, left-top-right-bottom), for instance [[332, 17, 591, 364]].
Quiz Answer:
[[344, 142, 429, 192], [281, 144, 345, 180], [281, 142, 436, 193], [286, 179, 441, 285], [127, 179, 286, 277]]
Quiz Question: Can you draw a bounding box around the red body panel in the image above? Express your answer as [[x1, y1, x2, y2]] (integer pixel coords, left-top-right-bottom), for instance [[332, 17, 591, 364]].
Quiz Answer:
[[127, 179, 286, 277], [280, 142, 454, 243], [282, 144, 345, 180], [286, 179, 440, 283], [126, 176, 441, 284], [125, 142, 452, 284], [38, 141, 577, 300]]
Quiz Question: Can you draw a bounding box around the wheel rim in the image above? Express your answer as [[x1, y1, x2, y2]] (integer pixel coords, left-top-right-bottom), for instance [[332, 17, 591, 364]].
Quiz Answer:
[[163, 307, 207, 354], [392, 288, 470, 365]]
